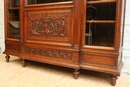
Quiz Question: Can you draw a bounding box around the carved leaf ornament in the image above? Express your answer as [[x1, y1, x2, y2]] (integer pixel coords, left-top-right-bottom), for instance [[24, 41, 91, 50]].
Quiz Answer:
[[25, 47, 72, 60], [28, 13, 69, 38]]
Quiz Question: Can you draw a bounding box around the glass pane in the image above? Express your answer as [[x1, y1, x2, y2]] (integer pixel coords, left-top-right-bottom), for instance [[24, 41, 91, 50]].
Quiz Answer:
[[9, 0, 20, 7], [85, 23, 115, 47], [8, 21, 20, 39], [27, 0, 72, 5], [6, 0, 20, 39], [87, 3, 116, 20], [85, 1, 116, 47]]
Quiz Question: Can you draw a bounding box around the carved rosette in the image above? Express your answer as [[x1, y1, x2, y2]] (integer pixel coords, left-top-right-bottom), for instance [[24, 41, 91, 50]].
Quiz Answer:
[[25, 47, 72, 60], [27, 12, 69, 41]]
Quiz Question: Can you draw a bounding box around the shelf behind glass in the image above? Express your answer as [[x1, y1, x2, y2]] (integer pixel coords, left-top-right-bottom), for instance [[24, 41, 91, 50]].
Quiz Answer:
[[87, 20, 115, 23], [8, 7, 19, 10], [27, 0, 72, 5], [87, 0, 117, 4]]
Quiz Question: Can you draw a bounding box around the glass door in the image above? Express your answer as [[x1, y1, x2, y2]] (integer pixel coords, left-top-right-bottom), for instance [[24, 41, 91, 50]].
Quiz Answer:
[[85, 0, 116, 47], [6, 0, 20, 39]]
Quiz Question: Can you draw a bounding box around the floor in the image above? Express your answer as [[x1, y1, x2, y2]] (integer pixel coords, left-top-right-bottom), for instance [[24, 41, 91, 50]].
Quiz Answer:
[[0, 54, 130, 87]]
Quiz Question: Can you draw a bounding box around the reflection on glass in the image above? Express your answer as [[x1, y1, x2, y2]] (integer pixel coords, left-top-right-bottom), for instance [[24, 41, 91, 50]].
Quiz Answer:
[[8, 10, 20, 39], [8, 21, 20, 39], [85, 23, 115, 47], [85, 2, 116, 47], [27, 0, 72, 5]]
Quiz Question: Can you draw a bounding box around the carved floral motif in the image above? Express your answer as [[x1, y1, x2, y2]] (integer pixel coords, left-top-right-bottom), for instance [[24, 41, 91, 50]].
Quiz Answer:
[[27, 12, 69, 41], [25, 47, 72, 60]]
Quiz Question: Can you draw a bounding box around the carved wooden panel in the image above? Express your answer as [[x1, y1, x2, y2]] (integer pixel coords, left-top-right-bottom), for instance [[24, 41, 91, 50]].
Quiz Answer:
[[25, 47, 72, 60], [25, 11, 72, 42]]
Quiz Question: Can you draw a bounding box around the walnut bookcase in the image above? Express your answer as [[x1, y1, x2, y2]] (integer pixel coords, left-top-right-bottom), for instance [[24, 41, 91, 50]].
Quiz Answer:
[[3, 0, 126, 86]]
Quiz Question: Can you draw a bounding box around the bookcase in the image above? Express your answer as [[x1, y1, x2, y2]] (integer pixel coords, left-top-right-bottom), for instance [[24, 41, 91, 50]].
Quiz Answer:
[[3, 0, 126, 86]]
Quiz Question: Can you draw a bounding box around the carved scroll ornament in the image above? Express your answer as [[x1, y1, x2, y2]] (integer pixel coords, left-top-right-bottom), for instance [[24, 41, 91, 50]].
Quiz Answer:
[[27, 12, 69, 41], [25, 47, 72, 60]]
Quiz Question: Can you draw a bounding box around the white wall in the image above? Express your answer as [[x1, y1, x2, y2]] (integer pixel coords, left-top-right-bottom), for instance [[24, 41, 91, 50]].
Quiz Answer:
[[0, 0, 4, 53], [122, 0, 130, 74], [0, 0, 130, 73]]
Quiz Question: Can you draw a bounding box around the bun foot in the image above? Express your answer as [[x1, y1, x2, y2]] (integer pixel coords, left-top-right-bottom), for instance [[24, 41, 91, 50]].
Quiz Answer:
[[22, 59, 26, 67], [5, 55, 10, 62], [73, 69, 80, 79], [111, 74, 117, 86]]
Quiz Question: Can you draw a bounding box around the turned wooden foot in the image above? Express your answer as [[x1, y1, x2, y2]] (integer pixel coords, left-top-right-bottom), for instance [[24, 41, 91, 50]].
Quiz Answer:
[[73, 69, 80, 79], [111, 74, 117, 86], [5, 55, 10, 62], [22, 59, 26, 67]]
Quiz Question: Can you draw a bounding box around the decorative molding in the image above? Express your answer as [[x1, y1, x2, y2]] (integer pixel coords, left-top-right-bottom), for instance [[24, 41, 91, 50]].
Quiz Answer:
[[25, 47, 72, 60], [27, 12, 69, 41]]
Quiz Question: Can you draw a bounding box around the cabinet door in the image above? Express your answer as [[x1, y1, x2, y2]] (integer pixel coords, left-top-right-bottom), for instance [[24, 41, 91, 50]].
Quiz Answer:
[[79, 0, 125, 77], [24, 0, 75, 47], [83, 0, 117, 48], [5, 0, 20, 39]]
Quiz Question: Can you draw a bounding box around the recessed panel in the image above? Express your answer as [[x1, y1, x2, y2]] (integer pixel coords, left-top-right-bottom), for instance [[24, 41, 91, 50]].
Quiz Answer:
[[81, 53, 116, 66]]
